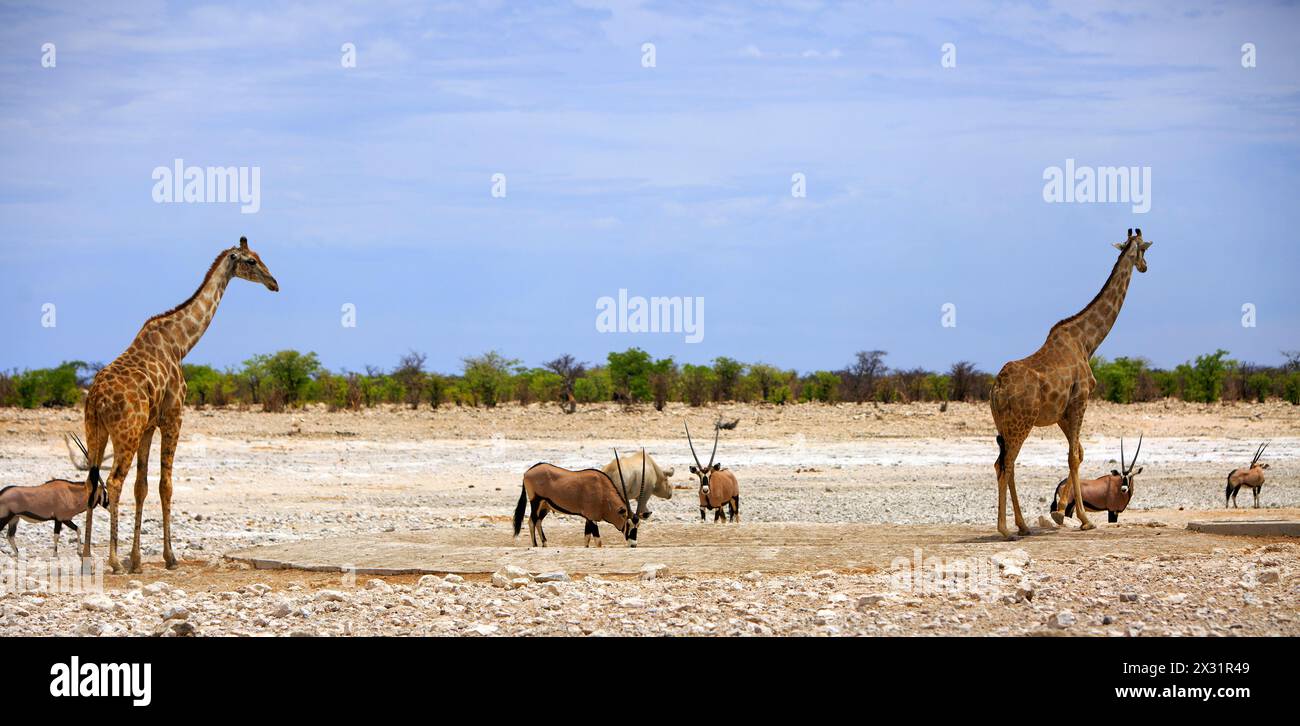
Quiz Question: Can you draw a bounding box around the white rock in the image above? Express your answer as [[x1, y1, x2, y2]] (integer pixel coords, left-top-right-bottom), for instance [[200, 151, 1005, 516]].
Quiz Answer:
[[1016, 582, 1035, 603], [470, 623, 498, 636], [161, 605, 189, 620], [534, 571, 570, 583], [992, 549, 1031, 570], [640, 563, 669, 581], [443, 574, 464, 584], [1048, 611, 1076, 629], [143, 582, 169, 595], [82, 595, 115, 612], [316, 590, 348, 602], [366, 579, 393, 593]]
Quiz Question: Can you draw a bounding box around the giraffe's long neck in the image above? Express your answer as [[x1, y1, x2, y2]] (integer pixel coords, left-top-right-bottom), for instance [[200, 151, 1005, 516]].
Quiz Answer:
[[1060, 250, 1135, 356], [143, 251, 235, 360]]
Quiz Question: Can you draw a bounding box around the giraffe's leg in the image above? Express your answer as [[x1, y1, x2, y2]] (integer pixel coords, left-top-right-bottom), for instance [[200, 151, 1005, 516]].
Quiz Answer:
[[79, 422, 111, 573], [104, 428, 140, 575], [1059, 403, 1094, 531], [158, 416, 181, 569], [995, 429, 1029, 540], [128, 427, 155, 574], [1006, 461, 1031, 537]]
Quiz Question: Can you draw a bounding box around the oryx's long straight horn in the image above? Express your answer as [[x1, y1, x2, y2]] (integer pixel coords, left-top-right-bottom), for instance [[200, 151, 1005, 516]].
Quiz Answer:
[[685, 423, 703, 471], [1129, 433, 1143, 472], [64, 431, 112, 471], [708, 424, 720, 470], [1250, 441, 1268, 468], [1120, 436, 1125, 474], [612, 448, 631, 512]]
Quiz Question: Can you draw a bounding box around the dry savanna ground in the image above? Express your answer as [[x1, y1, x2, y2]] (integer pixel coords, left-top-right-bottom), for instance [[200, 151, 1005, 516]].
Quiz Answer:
[[0, 400, 1296, 636]]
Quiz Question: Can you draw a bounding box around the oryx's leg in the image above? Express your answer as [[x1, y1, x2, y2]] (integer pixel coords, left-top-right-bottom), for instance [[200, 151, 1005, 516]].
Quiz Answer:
[[699, 506, 706, 521], [528, 497, 541, 547], [1108, 511, 1118, 524], [535, 505, 549, 547], [1253, 487, 1260, 509], [53, 519, 63, 556], [5, 519, 18, 557], [584, 519, 601, 548], [714, 507, 724, 523], [64, 519, 79, 548], [996, 427, 1030, 539], [733, 495, 740, 523], [128, 426, 156, 574], [727, 498, 737, 522], [1230, 486, 1238, 508]]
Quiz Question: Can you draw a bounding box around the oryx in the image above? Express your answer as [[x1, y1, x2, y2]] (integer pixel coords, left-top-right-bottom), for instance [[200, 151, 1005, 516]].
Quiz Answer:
[[1051, 434, 1144, 524], [685, 422, 740, 523], [1, 433, 111, 556], [513, 450, 642, 547], [1226, 442, 1270, 508]]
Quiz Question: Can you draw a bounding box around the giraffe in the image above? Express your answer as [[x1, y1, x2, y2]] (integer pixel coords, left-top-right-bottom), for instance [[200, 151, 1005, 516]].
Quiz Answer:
[[989, 228, 1152, 541], [79, 237, 278, 573]]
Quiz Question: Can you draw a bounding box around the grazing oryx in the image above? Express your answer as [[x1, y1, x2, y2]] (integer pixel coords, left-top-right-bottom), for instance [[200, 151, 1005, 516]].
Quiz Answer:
[[1051, 435, 1144, 524], [601, 450, 674, 520], [513, 451, 641, 547], [1226, 442, 1270, 509], [686, 423, 740, 523], [1, 433, 110, 557]]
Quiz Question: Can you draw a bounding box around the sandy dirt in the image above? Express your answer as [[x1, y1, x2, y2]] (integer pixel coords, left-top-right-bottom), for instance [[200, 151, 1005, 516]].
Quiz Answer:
[[0, 401, 1295, 636]]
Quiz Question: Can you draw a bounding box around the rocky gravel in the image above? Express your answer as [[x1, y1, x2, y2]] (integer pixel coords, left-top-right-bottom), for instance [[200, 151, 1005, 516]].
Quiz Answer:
[[1, 542, 1295, 637], [1, 403, 1296, 636]]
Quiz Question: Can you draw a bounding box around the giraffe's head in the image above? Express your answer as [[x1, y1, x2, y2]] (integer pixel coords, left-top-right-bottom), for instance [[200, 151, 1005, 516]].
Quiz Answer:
[[230, 236, 279, 291], [1113, 228, 1152, 273]]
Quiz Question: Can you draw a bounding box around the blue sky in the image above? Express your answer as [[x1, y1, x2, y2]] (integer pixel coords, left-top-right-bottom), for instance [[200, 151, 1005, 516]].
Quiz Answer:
[[1, 0, 1297, 375]]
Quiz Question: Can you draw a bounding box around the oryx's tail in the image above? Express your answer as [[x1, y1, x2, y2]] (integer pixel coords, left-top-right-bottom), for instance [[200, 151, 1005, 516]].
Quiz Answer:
[[1225, 472, 1234, 507], [512, 485, 528, 537]]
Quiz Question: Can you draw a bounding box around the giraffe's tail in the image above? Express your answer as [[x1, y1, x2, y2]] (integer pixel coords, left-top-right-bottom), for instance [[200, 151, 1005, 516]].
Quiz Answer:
[[994, 434, 1007, 478]]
